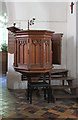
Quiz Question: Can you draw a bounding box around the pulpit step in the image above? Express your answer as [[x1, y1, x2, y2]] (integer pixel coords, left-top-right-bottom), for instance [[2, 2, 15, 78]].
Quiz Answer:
[[52, 90, 78, 102], [39, 77, 74, 81], [50, 77, 75, 81], [54, 94, 78, 98], [51, 85, 76, 89], [51, 69, 68, 75]]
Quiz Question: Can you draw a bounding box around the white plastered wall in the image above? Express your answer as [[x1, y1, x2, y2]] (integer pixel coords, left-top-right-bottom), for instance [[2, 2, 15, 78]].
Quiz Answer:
[[67, 1, 76, 86], [76, 1, 78, 94], [6, 2, 68, 89], [7, 53, 27, 89]]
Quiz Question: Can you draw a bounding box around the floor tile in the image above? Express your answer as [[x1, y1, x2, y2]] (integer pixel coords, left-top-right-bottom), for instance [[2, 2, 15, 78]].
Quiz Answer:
[[1, 76, 78, 119]]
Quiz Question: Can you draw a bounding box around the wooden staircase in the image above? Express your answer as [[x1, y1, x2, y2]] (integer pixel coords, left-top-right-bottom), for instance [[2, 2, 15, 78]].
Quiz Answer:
[[50, 69, 78, 102], [22, 69, 78, 103]]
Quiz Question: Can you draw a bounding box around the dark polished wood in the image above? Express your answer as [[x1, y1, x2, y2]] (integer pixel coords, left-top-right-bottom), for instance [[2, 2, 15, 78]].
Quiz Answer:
[[7, 27, 63, 66], [14, 30, 54, 72], [13, 30, 54, 82], [7, 26, 20, 33], [52, 33, 63, 64], [0, 51, 8, 74], [7, 27, 63, 83], [8, 31, 15, 54], [7, 26, 20, 54]]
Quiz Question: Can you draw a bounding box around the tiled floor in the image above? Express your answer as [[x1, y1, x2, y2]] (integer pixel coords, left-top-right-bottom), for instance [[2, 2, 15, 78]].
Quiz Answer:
[[0, 75, 78, 120]]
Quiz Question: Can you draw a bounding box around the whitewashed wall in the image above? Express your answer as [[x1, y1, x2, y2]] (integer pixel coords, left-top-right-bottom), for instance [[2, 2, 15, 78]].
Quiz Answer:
[[67, 1, 76, 86], [6, 2, 68, 89], [76, 1, 78, 93], [7, 53, 27, 89]]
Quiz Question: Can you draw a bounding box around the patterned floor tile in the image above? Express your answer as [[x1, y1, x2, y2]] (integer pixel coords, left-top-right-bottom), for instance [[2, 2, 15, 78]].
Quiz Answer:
[[1, 76, 78, 119]]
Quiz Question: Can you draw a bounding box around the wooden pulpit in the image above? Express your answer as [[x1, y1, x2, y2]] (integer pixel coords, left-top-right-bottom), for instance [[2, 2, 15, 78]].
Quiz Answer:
[[7, 26, 63, 82], [14, 30, 54, 71]]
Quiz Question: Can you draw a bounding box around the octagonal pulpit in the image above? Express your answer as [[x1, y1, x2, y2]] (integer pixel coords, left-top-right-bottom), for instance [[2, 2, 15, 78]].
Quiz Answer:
[[14, 30, 54, 74], [7, 28, 54, 82]]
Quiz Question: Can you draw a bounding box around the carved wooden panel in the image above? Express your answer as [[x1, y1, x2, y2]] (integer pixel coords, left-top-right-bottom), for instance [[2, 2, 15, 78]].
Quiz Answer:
[[14, 30, 54, 71], [52, 34, 63, 64], [31, 39, 41, 64], [44, 40, 50, 65], [8, 31, 15, 54], [16, 38, 28, 65]]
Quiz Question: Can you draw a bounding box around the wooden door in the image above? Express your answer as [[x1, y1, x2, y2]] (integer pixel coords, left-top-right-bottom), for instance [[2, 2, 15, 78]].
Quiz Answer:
[[52, 34, 63, 64]]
